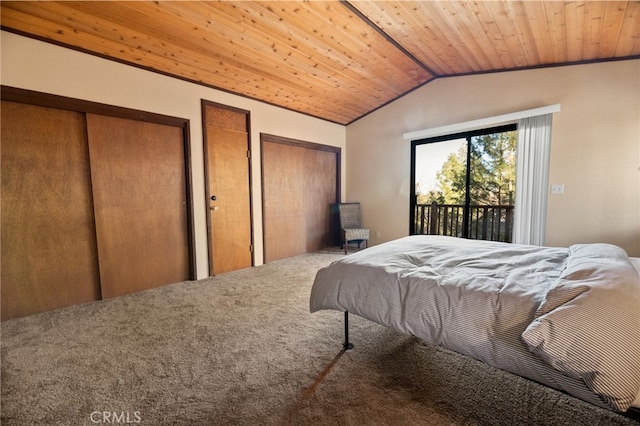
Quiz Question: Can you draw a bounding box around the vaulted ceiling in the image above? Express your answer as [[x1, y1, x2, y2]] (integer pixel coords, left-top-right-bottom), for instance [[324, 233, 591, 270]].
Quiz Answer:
[[2, 1, 639, 125]]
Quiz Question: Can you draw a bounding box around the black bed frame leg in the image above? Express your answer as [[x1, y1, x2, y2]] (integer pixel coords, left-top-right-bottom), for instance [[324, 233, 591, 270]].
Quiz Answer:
[[343, 311, 354, 350]]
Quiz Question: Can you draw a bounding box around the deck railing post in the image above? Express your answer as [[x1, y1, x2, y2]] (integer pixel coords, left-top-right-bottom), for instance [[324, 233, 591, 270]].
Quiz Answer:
[[429, 201, 438, 235], [482, 206, 489, 240]]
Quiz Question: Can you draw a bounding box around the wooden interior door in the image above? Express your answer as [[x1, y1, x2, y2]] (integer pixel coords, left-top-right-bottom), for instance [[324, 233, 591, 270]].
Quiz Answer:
[[304, 148, 338, 251], [86, 114, 191, 298], [262, 135, 339, 263], [1, 101, 101, 320], [203, 103, 253, 275], [262, 142, 306, 262]]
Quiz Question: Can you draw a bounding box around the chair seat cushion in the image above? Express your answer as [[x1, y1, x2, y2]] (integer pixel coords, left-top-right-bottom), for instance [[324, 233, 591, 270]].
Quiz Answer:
[[343, 228, 370, 240]]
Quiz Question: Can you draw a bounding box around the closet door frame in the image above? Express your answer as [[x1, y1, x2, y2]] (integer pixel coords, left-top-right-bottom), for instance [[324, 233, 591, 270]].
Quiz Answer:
[[1, 85, 197, 281], [260, 133, 341, 263]]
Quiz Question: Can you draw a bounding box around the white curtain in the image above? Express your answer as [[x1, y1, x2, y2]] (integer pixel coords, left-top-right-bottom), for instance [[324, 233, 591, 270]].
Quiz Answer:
[[513, 114, 553, 245]]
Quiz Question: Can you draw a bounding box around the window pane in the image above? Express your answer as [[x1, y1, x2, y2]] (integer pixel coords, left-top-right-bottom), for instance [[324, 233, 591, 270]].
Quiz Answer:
[[415, 138, 466, 205], [468, 131, 516, 241], [411, 127, 516, 242], [414, 138, 466, 236]]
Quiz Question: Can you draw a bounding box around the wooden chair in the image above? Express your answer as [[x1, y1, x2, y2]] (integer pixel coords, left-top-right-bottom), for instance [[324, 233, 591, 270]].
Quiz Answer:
[[338, 203, 369, 254]]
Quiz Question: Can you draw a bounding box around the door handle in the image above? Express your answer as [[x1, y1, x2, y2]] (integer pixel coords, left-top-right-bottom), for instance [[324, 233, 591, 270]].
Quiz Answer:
[[210, 206, 219, 211]]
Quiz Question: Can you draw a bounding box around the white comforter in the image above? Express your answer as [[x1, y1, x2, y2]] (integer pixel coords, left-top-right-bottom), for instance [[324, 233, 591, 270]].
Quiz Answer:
[[310, 235, 640, 412]]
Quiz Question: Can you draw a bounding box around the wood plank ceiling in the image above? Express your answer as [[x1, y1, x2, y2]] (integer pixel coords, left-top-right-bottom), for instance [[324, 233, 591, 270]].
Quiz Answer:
[[2, 1, 639, 125]]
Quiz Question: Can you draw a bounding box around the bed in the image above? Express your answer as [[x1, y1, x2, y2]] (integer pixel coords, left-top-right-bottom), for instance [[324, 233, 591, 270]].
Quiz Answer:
[[310, 235, 640, 414]]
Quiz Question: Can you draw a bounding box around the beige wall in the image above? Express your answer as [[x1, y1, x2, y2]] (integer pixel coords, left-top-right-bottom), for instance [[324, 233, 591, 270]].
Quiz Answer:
[[0, 31, 347, 277], [3, 31, 639, 263], [347, 60, 640, 256]]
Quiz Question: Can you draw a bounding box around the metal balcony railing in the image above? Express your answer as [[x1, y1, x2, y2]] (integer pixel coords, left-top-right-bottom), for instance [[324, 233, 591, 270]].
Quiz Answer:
[[414, 201, 514, 243]]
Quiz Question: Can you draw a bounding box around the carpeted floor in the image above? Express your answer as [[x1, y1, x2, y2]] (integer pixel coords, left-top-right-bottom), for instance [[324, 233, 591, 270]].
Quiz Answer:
[[1, 252, 638, 425]]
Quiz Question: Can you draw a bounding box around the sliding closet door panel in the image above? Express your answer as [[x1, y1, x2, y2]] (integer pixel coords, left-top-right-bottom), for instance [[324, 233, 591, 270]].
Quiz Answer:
[[86, 114, 190, 299], [262, 135, 339, 263], [1, 101, 100, 320], [304, 149, 337, 252], [262, 141, 305, 262], [206, 126, 253, 275]]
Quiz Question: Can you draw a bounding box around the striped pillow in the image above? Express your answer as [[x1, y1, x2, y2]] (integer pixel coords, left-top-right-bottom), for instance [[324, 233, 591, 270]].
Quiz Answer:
[[521, 244, 640, 411]]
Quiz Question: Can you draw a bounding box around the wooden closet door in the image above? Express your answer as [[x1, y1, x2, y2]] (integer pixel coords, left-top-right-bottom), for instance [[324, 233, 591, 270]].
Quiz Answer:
[[262, 141, 306, 262], [206, 126, 253, 275], [1, 101, 101, 320], [262, 136, 339, 262], [86, 114, 190, 298], [304, 149, 337, 252], [203, 103, 253, 276]]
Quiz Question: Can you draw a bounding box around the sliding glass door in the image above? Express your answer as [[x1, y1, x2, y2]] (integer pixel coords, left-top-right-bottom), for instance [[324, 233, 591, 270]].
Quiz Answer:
[[410, 124, 517, 242]]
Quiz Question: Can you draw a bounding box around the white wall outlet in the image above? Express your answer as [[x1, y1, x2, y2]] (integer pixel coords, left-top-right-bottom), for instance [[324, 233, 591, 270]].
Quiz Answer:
[[551, 184, 565, 194], [376, 230, 381, 238]]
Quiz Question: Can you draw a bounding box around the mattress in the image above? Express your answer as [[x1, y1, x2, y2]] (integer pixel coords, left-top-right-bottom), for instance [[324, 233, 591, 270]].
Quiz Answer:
[[311, 236, 640, 412]]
